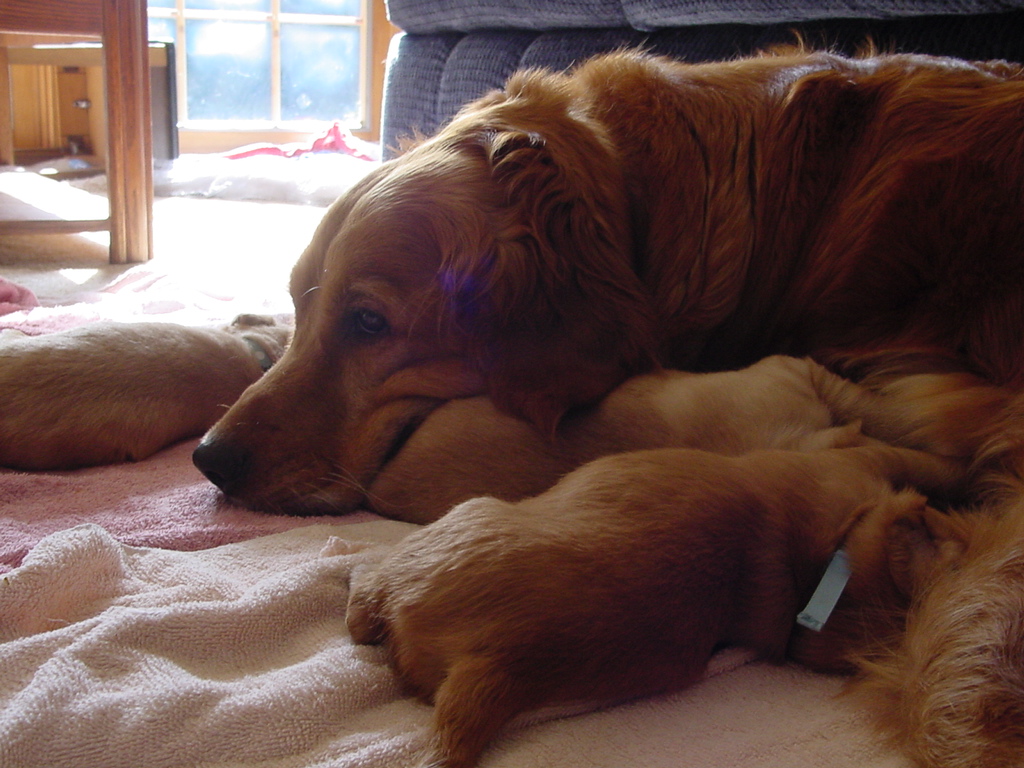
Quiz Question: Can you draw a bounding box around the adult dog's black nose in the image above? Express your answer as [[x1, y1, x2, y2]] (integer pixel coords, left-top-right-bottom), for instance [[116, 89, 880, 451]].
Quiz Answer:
[[192, 437, 251, 496]]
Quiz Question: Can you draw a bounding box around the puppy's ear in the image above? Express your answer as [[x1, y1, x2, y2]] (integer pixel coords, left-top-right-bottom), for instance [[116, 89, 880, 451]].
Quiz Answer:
[[447, 123, 658, 434], [886, 500, 969, 596]]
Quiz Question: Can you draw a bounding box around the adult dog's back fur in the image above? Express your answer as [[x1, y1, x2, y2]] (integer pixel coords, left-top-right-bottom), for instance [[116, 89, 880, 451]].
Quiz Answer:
[[851, 502, 1024, 768]]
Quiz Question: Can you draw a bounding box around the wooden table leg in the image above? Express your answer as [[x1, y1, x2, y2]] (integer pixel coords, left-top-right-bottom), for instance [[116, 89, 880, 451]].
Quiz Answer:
[[102, 0, 152, 263], [0, 47, 15, 166]]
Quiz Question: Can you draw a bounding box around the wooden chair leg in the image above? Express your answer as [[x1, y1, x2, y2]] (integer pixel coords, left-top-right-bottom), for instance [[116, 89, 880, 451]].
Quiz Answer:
[[0, 47, 15, 166], [102, 0, 152, 263]]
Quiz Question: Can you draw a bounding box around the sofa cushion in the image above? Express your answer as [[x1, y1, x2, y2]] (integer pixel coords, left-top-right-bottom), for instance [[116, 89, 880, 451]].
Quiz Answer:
[[380, 27, 646, 150], [380, 1, 1024, 156], [387, 0, 1024, 33], [387, 0, 628, 34], [624, 0, 1024, 30]]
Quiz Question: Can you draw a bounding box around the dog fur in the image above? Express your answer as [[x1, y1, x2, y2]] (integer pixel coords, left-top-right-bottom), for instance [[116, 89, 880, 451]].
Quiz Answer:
[[182, 48, 1024, 765], [366, 354, 959, 523], [347, 445, 968, 768], [849, 499, 1024, 768], [0, 315, 289, 470], [194, 48, 1024, 515]]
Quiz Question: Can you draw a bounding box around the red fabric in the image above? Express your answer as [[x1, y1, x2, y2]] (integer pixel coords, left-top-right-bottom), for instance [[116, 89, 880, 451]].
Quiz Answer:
[[223, 121, 376, 162]]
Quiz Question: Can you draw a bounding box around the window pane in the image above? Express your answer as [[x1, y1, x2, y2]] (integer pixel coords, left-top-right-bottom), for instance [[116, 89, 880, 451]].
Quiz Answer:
[[281, 0, 360, 16], [186, 19, 271, 120], [148, 0, 175, 9], [148, 16, 176, 42], [185, 0, 271, 11], [281, 24, 360, 122]]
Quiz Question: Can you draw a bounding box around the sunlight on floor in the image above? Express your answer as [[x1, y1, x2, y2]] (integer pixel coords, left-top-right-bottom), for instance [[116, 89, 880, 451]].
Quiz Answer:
[[1, 196, 331, 311], [58, 268, 103, 285], [0, 150, 383, 322], [147, 196, 328, 306]]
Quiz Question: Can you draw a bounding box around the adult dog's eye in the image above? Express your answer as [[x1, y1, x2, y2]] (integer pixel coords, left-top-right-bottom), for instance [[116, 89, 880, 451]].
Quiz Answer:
[[352, 309, 389, 337]]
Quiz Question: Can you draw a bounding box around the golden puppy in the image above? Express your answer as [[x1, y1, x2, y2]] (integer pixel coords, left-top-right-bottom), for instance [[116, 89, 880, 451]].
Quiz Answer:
[[0, 315, 289, 470], [348, 444, 968, 768], [366, 354, 950, 523], [193, 49, 1024, 515]]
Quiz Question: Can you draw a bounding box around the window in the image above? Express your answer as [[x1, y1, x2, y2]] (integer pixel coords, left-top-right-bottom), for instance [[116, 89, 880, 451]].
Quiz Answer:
[[147, 0, 367, 129]]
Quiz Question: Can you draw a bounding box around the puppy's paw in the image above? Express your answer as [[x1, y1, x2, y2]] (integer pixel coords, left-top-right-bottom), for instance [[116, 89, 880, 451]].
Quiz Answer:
[[796, 420, 869, 450], [230, 313, 276, 328], [345, 563, 388, 645]]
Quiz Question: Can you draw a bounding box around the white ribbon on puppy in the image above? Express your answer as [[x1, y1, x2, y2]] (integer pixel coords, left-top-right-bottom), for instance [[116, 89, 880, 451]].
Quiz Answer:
[[796, 548, 851, 632], [243, 336, 276, 372]]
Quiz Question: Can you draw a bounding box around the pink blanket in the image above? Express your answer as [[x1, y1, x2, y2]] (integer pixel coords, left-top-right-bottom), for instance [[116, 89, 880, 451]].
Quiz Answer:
[[0, 276, 38, 315], [0, 439, 377, 575], [0, 285, 910, 768]]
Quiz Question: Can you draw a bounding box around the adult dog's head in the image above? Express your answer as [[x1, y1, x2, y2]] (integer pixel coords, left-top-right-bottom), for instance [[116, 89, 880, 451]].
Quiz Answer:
[[193, 69, 657, 514]]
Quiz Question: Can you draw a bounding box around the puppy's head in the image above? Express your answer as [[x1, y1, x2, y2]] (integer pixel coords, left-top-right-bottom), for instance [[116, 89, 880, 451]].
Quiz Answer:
[[789, 492, 971, 672], [194, 71, 656, 514]]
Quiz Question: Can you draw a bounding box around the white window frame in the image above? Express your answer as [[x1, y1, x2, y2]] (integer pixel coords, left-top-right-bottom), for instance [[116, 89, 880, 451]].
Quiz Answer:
[[147, 0, 370, 133]]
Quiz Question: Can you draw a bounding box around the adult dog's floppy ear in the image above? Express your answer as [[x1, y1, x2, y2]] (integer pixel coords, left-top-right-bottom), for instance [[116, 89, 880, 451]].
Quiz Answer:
[[443, 111, 658, 435]]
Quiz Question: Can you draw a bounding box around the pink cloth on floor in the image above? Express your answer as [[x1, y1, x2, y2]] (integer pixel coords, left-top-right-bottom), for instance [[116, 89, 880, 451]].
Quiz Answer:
[[0, 439, 377, 575], [0, 277, 39, 315], [224, 121, 377, 162]]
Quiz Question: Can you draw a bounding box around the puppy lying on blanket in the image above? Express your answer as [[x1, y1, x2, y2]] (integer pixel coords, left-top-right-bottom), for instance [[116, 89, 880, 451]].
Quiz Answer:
[[349, 444, 967, 768], [367, 355, 953, 523], [0, 315, 289, 470]]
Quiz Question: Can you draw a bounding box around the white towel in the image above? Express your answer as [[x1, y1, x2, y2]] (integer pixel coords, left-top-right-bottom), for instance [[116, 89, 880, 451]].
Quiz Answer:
[[0, 523, 909, 768]]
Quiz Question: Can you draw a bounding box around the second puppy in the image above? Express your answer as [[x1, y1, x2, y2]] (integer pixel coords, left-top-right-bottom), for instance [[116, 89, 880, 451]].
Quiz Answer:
[[349, 444, 969, 768], [367, 355, 949, 523], [0, 315, 289, 470]]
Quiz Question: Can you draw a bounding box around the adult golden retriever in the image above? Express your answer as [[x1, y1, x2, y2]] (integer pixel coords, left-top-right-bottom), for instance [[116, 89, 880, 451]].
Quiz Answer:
[[186, 48, 1024, 767], [193, 48, 1024, 514]]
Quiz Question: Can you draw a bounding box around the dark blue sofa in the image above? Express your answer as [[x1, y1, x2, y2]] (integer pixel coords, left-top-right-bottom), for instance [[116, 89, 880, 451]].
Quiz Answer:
[[379, 0, 1024, 156]]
